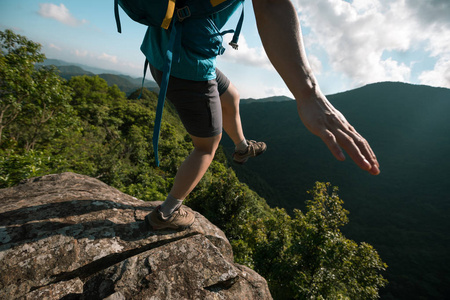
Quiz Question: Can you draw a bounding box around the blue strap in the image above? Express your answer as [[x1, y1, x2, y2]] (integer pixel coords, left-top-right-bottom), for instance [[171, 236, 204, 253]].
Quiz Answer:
[[229, 4, 244, 49], [138, 59, 149, 99], [220, 29, 235, 36], [152, 20, 182, 166], [114, 0, 122, 33]]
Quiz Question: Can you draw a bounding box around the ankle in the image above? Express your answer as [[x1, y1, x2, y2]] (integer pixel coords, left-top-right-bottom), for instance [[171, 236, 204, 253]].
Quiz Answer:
[[160, 194, 183, 218], [235, 139, 248, 153]]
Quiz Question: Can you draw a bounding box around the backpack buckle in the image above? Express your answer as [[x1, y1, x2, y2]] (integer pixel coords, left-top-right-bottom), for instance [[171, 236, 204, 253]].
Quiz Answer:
[[177, 6, 191, 22]]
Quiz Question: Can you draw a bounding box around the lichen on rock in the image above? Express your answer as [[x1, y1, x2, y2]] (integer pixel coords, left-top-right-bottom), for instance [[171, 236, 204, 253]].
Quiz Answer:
[[0, 172, 272, 300]]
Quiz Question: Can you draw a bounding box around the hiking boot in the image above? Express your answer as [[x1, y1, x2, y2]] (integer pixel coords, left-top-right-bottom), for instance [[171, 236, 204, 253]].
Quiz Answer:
[[146, 205, 195, 230], [233, 140, 267, 164]]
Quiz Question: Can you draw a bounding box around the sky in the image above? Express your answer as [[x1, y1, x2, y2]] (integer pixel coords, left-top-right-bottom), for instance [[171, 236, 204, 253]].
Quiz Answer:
[[1, 0, 450, 98]]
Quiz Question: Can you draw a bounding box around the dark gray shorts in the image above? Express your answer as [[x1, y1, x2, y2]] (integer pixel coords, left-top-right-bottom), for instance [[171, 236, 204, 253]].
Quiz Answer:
[[150, 65, 230, 138]]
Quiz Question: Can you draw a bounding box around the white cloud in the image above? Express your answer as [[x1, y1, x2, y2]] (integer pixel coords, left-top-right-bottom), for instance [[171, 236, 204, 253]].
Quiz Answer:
[[120, 61, 142, 72], [419, 56, 450, 88], [406, 0, 450, 27], [264, 86, 293, 98], [352, 0, 381, 13], [294, 0, 450, 88], [379, 57, 411, 82], [73, 49, 88, 57], [308, 54, 323, 75], [221, 35, 273, 70], [98, 53, 118, 64], [38, 3, 87, 27], [49, 43, 61, 51]]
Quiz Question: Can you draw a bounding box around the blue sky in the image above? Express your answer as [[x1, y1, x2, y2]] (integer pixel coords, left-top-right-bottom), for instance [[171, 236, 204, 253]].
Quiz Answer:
[[1, 0, 450, 98]]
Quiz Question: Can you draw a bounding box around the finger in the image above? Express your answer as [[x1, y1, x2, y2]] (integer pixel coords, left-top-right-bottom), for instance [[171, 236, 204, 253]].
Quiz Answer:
[[355, 141, 380, 175], [334, 129, 373, 172], [345, 128, 380, 175], [319, 129, 346, 161]]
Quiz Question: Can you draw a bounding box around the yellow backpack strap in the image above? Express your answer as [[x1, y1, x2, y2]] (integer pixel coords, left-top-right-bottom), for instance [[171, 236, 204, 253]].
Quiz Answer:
[[161, 0, 176, 29], [210, 0, 227, 7]]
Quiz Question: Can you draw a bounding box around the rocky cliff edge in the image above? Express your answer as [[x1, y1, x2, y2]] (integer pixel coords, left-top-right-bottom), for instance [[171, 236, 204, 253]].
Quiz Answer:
[[0, 172, 272, 300]]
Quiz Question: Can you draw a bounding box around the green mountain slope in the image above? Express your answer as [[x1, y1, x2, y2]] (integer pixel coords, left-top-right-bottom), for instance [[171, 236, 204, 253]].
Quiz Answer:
[[241, 95, 294, 104], [221, 82, 450, 300], [56, 65, 94, 77], [97, 73, 158, 95], [40, 58, 123, 75], [39, 58, 158, 95]]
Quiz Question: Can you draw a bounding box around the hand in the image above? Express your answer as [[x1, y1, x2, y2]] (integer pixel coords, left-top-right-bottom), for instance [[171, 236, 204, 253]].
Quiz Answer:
[[297, 89, 380, 175]]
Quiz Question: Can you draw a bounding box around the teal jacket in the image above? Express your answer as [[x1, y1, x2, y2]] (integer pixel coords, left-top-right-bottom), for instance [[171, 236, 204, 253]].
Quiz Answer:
[[140, 1, 243, 81]]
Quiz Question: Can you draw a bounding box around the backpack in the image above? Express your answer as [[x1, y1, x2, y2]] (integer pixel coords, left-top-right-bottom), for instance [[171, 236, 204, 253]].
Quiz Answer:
[[114, 0, 244, 166]]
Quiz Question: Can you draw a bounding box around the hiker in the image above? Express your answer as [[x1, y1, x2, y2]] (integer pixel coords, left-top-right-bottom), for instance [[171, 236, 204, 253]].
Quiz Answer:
[[142, 0, 380, 230]]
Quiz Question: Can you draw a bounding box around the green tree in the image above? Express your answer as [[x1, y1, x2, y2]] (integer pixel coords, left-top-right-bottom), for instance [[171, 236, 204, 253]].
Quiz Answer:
[[0, 149, 51, 187], [0, 29, 42, 144], [236, 182, 387, 299], [0, 30, 73, 149], [68, 75, 125, 128]]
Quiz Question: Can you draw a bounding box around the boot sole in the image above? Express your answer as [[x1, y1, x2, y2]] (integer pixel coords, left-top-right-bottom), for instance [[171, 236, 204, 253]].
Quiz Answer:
[[233, 148, 266, 164]]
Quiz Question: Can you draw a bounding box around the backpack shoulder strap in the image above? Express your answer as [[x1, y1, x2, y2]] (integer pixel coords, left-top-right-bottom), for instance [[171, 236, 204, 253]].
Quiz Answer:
[[114, 0, 122, 33], [114, 0, 176, 33], [228, 3, 244, 49], [161, 0, 177, 29], [182, 0, 241, 19], [151, 20, 182, 167]]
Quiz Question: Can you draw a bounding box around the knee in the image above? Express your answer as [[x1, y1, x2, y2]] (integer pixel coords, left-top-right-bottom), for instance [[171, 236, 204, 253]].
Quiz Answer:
[[194, 144, 219, 156], [192, 134, 222, 155], [228, 85, 240, 106], [221, 85, 240, 113]]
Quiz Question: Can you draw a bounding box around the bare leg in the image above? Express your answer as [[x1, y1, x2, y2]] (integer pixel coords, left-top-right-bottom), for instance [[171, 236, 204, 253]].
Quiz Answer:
[[220, 82, 267, 163], [220, 82, 245, 145], [169, 133, 222, 200]]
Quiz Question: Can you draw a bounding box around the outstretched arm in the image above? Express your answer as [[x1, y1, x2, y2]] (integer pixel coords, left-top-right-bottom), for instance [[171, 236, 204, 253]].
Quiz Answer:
[[252, 0, 380, 175]]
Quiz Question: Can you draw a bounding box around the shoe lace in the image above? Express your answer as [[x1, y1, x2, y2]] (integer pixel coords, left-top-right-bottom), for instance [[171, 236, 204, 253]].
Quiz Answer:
[[174, 207, 188, 218], [247, 140, 257, 155]]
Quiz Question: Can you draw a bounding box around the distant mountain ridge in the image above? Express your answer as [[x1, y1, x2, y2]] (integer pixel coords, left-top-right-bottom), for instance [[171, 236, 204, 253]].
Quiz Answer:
[[39, 58, 158, 95], [40, 58, 123, 75], [221, 81, 450, 300], [56, 65, 93, 77], [241, 95, 293, 104]]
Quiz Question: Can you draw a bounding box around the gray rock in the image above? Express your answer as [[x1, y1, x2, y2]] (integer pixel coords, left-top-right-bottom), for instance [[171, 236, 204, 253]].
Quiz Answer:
[[0, 172, 272, 300]]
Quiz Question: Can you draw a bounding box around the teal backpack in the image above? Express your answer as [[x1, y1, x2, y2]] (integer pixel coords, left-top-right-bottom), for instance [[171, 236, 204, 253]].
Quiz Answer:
[[114, 0, 244, 166]]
